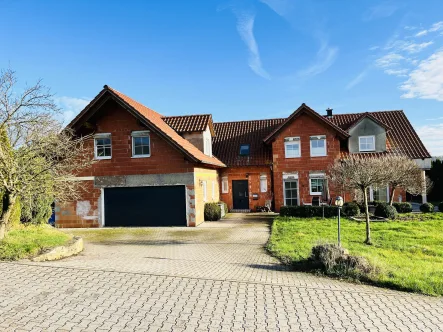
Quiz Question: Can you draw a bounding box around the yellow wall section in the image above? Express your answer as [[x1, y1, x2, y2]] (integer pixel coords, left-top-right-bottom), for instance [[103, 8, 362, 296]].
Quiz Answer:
[[194, 167, 220, 225]]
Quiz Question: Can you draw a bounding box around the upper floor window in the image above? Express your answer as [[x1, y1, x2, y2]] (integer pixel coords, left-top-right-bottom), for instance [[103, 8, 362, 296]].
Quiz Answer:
[[94, 133, 112, 159], [204, 137, 212, 156], [239, 144, 250, 156], [132, 131, 150, 157], [310, 135, 327, 157], [284, 137, 300, 158], [359, 135, 375, 152]]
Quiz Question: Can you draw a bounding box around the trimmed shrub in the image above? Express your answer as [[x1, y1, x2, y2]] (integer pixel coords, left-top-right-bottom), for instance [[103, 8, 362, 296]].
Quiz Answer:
[[279, 205, 338, 218], [310, 244, 373, 278], [374, 203, 398, 219], [343, 202, 360, 217], [420, 202, 434, 213], [439, 202, 443, 212], [392, 202, 413, 213], [204, 203, 221, 221]]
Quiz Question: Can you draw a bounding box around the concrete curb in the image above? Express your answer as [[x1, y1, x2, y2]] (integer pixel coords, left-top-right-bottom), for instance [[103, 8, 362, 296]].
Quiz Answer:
[[31, 237, 83, 262]]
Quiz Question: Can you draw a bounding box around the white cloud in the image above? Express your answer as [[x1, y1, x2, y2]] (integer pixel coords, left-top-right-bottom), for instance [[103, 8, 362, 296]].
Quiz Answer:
[[429, 21, 443, 32], [384, 68, 409, 76], [298, 41, 338, 77], [259, 0, 293, 17], [369, 45, 380, 51], [415, 30, 428, 37], [415, 122, 443, 156], [401, 41, 433, 53], [56, 96, 90, 124], [345, 71, 367, 90], [400, 49, 443, 101], [235, 12, 271, 80], [376, 53, 405, 68]]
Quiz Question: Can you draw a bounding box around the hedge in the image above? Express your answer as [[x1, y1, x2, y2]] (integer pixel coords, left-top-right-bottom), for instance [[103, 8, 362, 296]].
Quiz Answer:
[[439, 202, 443, 212], [420, 202, 434, 213], [343, 202, 360, 217], [204, 203, 221, 221], [280, 205, 338, 218], [392, 202, 413, 213], [374, 203, 397, 220]]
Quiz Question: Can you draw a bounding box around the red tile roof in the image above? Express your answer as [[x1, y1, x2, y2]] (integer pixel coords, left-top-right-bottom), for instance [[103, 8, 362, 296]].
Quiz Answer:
[[212, 110, 430, 166], [163, 114, 215, 136], [264, 104, 350, 143], [213, 118, 285, 166], [328, 111, 431, 159], [68, 86, 226, 168]]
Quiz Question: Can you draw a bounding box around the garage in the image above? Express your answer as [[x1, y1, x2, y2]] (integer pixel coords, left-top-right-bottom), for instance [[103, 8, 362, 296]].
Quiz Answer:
[[104, 186, 187, 227]]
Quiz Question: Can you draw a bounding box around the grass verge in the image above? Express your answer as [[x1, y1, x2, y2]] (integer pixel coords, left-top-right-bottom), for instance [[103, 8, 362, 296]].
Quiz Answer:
[[0, 225, 72, 260], [267, 213, 443, 296]]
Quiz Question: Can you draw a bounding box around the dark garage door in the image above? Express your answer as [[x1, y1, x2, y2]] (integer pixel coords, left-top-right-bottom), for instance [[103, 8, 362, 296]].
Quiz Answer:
[[104, 186, 187, 227]]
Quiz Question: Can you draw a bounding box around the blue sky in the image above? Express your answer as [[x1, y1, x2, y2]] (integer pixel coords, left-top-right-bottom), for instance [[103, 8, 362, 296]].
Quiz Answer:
[[1, 0, 443, 155]]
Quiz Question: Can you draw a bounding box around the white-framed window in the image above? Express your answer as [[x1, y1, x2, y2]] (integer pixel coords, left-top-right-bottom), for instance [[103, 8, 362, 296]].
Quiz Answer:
[[94, 133, 112, 159], [132, 131, 150, 157], [309, 177, 325, 195], [260, 174, 267, 193], [359, 135, 375, 152], [370, 186, 389, 202], [284, 180, 298, 206], [284, 137, 300, 158], [222, 177, 228, 193], [202, 181, 207, 202], [204, 137, 212, 156], [283, 173, 299, 206], [212, 180, 215, 200], [310, 135, 327, 157]]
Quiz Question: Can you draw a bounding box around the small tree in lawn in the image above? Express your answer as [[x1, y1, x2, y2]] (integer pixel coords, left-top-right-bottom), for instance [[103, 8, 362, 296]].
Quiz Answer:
[[0, 69, 93, 239], [384, 155, 423, 205], [329, 155, 389, 245]]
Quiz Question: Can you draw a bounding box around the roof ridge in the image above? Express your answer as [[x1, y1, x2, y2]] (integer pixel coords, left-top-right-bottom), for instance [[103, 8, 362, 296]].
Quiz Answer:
[[214, 118, 286, 124], [162, 114, 212, 118], [329, 110, 404, 116]]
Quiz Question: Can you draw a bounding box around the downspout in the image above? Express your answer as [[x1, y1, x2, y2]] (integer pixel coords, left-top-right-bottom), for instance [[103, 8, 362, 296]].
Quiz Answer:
[[270, 164, 275, 211]]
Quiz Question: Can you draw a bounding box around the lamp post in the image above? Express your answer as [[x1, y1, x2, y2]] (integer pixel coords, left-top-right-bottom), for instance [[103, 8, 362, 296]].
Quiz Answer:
[[335, 196, 344, 246]]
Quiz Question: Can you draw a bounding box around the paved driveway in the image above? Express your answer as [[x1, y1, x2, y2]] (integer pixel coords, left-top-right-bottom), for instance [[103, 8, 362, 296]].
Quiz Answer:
[[1, 214, 443, 331]]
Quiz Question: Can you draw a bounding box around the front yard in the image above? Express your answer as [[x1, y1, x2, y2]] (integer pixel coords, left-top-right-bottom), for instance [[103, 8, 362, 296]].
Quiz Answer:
[[267, 213, 443, 296], [0, 225, 72, 260]]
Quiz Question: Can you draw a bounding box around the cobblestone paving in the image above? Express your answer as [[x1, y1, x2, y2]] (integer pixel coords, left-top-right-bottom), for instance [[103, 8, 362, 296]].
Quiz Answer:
[[1, 214, 443, 331]]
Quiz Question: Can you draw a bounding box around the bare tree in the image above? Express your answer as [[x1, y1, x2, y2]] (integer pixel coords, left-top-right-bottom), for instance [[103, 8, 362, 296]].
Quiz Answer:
[[0, 69, 93, 239], [384, 155, 422, 205], [329, 155, 389, 245]]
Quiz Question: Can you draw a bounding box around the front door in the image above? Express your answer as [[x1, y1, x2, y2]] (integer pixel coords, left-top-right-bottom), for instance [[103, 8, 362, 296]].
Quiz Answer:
[[232, 180, 249, 209]]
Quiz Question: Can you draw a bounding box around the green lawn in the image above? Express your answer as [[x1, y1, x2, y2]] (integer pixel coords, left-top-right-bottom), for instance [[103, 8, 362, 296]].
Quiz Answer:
[[267, 213, 443, 296], [0, 225, 72, 260]]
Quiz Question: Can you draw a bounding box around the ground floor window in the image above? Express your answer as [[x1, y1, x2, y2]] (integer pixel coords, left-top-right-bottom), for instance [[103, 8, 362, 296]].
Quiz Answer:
[[309, 177, 325, 195], [284, 180, 298, 206], [371, 186, 389, 202]]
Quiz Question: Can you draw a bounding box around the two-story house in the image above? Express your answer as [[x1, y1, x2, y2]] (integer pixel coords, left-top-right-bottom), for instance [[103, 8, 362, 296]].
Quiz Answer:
[[56, 86, 432, 228]]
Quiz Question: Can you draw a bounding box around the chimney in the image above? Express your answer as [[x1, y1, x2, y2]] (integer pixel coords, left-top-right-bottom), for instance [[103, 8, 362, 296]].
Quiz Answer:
[[326, 108, 333, 118]]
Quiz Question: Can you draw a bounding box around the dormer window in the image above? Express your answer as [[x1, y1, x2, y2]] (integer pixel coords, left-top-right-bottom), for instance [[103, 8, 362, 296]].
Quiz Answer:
[[359, 136, 375, 152], [240, 144, 250, 156]]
